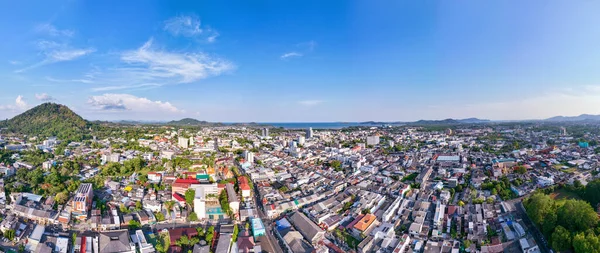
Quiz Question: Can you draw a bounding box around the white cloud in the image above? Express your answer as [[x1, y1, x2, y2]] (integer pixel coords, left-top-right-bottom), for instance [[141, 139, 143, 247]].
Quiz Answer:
[[15, 95, 28, 109], [0, 95, 29, 112], [15, 40, 94, 73], [35, 93, 55, 102], [91, 83, 161, 92], [88, 94, 182, 113], [8, 61, 21, 65], [298, 100, 323, 106], [119, 38, 234, 83], [35, 23, 74, 37], [164, 15, 219, 42], [46, 48, 95, 62], [281, 52, 303, 59], [46, 76, 94, 84]]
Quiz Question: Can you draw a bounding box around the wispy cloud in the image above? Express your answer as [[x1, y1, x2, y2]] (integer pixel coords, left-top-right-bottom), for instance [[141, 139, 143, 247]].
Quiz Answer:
[[46, 76, 94, 84], [88, 93, 182, 113], [15, 26, 94, 73], [8, 61, 21, 65], [281, 40, 317, 60], [15, 47, 95, 73], [35, 23, 74, 37], [91, 83, 161, 92], [281, 52, 303, 60], [120, 38, 234, 83], [35, 93, 55, 102], [164, 15, 219, 42], [298, 100, 323, 106]]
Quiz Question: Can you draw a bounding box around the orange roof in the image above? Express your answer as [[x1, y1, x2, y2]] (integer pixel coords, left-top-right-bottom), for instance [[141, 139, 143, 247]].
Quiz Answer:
[[353, 214, 377, 232]]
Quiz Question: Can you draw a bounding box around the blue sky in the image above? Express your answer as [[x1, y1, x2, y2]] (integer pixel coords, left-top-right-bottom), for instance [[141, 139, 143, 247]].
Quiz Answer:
[[1, 0, 600, 122]]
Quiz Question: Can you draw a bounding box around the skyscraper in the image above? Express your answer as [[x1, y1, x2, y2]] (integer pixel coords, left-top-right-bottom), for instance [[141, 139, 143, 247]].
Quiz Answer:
[[261, 128, 269, 137], [306, 127, 313, 139]]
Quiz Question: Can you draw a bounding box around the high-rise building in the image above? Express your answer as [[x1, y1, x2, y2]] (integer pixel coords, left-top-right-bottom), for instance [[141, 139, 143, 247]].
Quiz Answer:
[[306, 127, 313, 139], [243, 150, 254, 163], [298, 136, 305, 145], [261, 128, 269, 137], [178, 136, 189, 149], [560, 127, 567, 136]]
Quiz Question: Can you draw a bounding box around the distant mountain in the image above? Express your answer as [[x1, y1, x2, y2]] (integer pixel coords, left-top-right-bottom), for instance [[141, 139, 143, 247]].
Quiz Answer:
[[545, 114, 600, 122], [166, 118, 224, 126], [409, 118, 490, 125], [456, 118, 491, 124], [1, 103, 89, 140]]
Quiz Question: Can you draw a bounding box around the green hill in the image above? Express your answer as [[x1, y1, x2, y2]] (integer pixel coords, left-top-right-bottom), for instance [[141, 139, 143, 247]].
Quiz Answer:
[[166, 118, 224, 126], [1, 103, 89, 141]]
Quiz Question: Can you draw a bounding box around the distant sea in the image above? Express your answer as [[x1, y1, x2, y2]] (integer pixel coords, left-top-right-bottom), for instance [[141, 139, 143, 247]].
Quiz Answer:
[[258, 122, 378, 129]]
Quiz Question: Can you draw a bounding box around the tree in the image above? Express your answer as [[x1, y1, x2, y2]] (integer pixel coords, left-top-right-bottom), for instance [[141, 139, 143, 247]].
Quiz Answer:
[[329, 160, 342, 171], [135, 201, 143, 211], [557, 199, 598, 232], [361, 208, 371, 214], [573, 232, 600, 253], [463, 240, 472, 248], [129, 220, 141, 230], [551, 226, 572, 252], [155, 232, 171, 253], [584, 179, 600, 208], [524, 193, 555, 226], [185, 189, 196, 208], [55, 191, 69, 204], [164, 200, 176, 217], [4, 229, 15, 241], [232, 224, 239, 242], [155, 212, 165, 222], [196, 227, 205, 238], [120, 204, 130, 214], [515, 165, 527, 174], [206, 226, 215, 245], [188, 212, 198, 222], [458, 200, 465, 207]]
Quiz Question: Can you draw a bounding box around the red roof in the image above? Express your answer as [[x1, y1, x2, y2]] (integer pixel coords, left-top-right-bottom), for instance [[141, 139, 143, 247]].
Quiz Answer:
[[346, 215, 364, 229], [174, 179, 200, 184], [167, 228, 198, 246], [172, 193, 185, 202]]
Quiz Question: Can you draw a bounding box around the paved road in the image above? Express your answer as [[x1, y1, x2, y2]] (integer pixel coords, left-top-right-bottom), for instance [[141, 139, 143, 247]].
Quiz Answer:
[[506, 197, 551, 253], [254, 190, 284, 253]]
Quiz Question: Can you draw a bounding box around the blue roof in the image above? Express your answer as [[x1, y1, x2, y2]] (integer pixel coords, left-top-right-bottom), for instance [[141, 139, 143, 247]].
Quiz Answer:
[[276, 218, 292, 230]]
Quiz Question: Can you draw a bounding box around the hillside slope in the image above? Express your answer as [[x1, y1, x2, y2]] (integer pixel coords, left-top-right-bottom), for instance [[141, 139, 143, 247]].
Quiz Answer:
[[1, 103, 89, 140]]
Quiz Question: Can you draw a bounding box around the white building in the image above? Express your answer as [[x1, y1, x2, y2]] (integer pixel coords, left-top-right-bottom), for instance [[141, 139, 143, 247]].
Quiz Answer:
[[243, 151, 255, 164], [178, 137, 189, 149], [366, 136, 380, 146], [298, 136, 305, 145]]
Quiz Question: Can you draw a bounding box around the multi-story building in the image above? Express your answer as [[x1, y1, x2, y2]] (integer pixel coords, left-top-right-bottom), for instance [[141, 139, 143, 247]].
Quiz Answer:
[[243, 151, 254, 164], [178, 137, 189, 149], [73, 183, 94, 214], [238, 176, 252, 198], [366, 136, 380, 146], [261, 128, 269, 137], [306, 127, 313, 139]]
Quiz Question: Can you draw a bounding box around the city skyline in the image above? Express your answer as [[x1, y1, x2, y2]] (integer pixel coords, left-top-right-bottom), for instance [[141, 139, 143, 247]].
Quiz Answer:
[[2, 1, 600, 122]]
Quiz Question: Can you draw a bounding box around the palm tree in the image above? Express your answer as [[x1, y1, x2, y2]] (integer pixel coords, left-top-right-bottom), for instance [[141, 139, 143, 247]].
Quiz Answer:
[[164, 200, 176, 218]]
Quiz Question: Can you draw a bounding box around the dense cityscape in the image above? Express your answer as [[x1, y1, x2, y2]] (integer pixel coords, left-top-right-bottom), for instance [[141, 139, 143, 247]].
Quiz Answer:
[[0, 103, 599, 253]]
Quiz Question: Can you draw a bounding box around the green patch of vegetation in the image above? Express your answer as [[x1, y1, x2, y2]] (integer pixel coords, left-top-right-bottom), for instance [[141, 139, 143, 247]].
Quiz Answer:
[[402, 173, 419, 182]]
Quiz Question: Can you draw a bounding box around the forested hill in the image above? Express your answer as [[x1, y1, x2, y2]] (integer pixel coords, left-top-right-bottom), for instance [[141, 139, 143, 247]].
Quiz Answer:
[[0, 103, 90, 140]]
